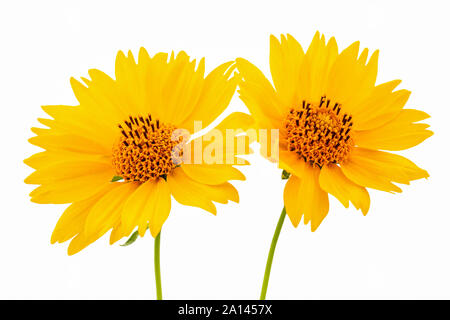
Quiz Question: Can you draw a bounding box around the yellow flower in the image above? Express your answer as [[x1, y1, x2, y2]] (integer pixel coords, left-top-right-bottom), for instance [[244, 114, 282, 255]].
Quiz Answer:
[[25, 49, 253, 256], [237, 32, 432, 231]]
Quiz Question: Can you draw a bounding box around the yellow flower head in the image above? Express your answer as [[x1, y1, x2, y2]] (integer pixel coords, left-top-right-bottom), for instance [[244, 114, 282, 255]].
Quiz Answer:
[[25, 49, 253, 255], [236, 32, 432, 231]]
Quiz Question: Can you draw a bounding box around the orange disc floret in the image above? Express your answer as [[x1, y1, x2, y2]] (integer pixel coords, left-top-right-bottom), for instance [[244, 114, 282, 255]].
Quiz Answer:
[[112, 114, 186, 182], [284, 96, 354, 168]]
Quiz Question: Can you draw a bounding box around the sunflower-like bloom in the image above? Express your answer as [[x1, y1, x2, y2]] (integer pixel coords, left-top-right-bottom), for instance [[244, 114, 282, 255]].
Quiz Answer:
[[25, 49, 252, 255], [237, 33, 432, 231]]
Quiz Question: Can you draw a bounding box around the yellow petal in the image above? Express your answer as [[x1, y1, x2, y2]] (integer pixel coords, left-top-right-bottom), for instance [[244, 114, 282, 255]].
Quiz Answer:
[[326, 41, 362, 103], [319, 164, 370, 215], [236, 58, 285, 128], [326, 42, 381, 119], [120, 179, 171, 238], [355, 109, 433, 151], [161, 52, 204, 125], [181, 164, 245, 185], [142, 52, 169, 122], [109, 223, 125, 245], [167, 167, 216, 215], [51, 184, 117, 245], [121, 181, 157, 236], [67, 232, 102, 256], [269, 34, 305, 107], [114, 51, 143, 117], [24, 150, 108, 170], [283, 165, 329, 230], [341, 147, 429, 193], [147, 180, 171, 237], [214, 112, 255, 133], [342, 50, 379, 114], [29, 174, 113, 205], [180, 61, 238, 132], [352, 83, 409, 130], [198, 182, 239, 204], [283, 175, 303, 227], [278, 149, 306, 177], [26, 159, 115, 204], [41, 104, 116, 148], [301, 33, 339, 102], [25, 160, 112, 185], [84, 182, 139, 238], [70, 76, 125, 127], [28, 132, 110, 155]]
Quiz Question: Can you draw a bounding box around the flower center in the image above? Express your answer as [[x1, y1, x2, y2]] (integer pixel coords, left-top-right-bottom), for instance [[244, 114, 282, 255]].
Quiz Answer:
[[112, 115, 186, 182], [284, 96, 354, 168]]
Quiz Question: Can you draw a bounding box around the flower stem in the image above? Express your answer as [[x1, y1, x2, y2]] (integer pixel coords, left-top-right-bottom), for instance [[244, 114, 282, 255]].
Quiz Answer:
[[154, 231, 162, 300], [260, 207, 286, 300]]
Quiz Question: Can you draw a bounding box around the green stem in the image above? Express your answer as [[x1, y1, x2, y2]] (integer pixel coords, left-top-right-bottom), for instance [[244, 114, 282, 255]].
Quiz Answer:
[[260, 207, 286, 300], [154, 231, 162, 300]]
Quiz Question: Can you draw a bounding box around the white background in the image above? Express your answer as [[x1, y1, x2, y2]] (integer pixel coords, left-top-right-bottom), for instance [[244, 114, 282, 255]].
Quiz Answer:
[[0, 0, 449, 299]]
